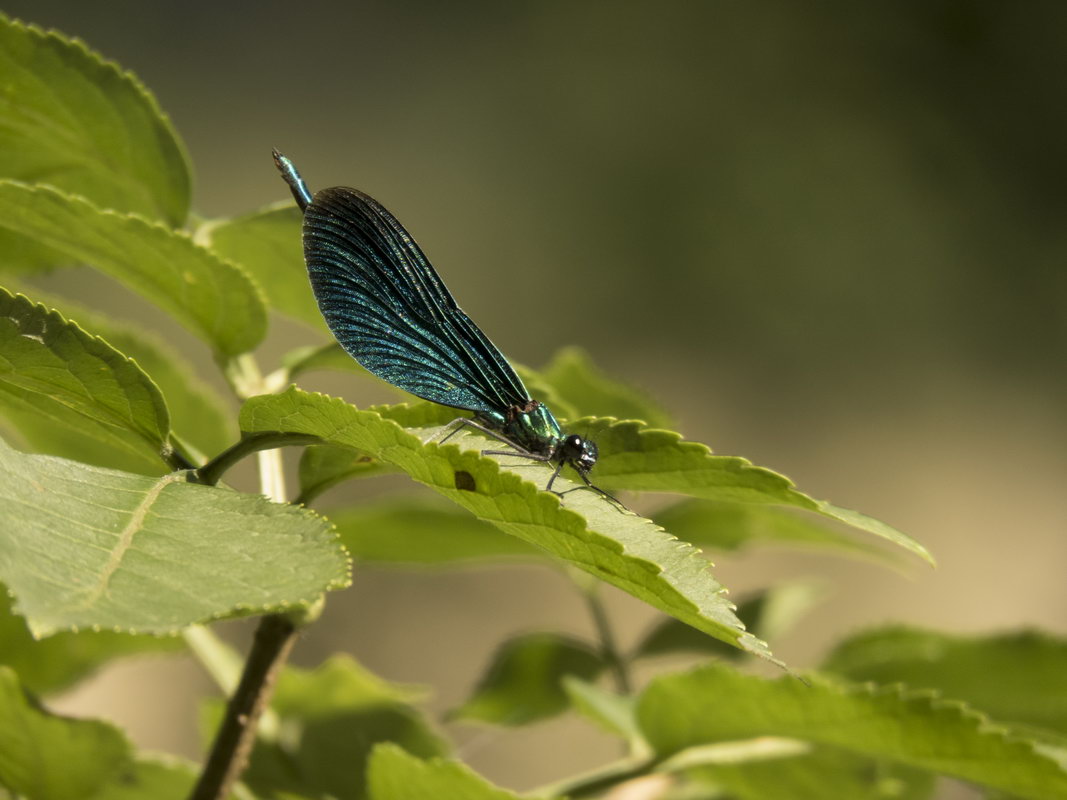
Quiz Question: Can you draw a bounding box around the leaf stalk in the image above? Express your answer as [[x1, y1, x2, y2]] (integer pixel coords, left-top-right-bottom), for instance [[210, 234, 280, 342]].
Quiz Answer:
[[187, 613, 299, 800]]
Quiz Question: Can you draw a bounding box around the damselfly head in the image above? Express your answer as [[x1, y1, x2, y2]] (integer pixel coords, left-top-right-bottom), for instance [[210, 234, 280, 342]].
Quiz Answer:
[[559, 434, 598, 475]]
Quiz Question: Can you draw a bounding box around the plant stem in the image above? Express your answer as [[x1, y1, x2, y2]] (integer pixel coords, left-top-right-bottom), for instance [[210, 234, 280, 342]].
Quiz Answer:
[[194, 432, 320, 486], [581, 581, 633, 695], [533, 756, 656, 798], [188, 613, 299, 800], [189, 354, 313, 799]]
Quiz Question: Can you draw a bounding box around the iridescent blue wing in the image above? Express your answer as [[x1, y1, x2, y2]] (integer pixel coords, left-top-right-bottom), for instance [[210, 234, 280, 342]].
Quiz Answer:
[[302, 186, 531, 414]]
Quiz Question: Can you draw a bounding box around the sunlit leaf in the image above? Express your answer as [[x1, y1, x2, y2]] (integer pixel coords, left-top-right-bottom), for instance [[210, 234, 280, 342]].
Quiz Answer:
[[637, 663, 1067, 799], [5, 286, 233, 460], [652, 499, 904, 566], [0, 288, 173, 469], [569, 418, 933, 565], [0, 666, 130, 800], [0, 182, 266, 356], [0, 435, 349, 635], [451, 633, 605, 726], [0, 14, 190, 225], [240, 387, 774, 661]]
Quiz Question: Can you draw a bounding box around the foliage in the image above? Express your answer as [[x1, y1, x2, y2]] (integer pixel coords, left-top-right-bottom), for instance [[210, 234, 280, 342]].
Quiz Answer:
[[0, 12, 1062, 800]]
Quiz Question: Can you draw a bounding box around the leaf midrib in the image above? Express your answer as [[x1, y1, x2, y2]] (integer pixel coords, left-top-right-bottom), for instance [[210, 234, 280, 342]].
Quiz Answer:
[[74, 471, 184, 610]]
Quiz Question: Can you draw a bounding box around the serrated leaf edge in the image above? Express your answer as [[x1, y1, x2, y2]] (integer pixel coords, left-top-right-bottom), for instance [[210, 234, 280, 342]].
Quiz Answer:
[[0, 181, 269, 355], [1, 13, 193, 225]]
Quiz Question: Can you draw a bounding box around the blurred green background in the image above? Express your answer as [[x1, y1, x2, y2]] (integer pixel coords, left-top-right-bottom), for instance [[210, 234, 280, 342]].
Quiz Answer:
[[5, 1, 1065, 795]]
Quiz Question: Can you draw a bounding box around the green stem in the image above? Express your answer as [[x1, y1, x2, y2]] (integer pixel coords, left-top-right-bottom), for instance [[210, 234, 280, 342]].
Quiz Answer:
[[581, 581, 633, 695], [262, 341, 343, 391], [532, 756, 656, 799], [188, 614, 299, 800], [194, 432, 320, 486], [188, 352, 319, 800]]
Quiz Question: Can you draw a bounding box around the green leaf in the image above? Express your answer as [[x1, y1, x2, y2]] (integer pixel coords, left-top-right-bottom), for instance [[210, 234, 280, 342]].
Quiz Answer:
[[0, 590, 181, 695], [202, 204, 325, 331], [3, 286, 233, 460], [636, 663, 1067, 799], [0, 666, 131, 800], [0, 14, 190, 225], [240, 656, 447, 800], [0, 435, 349, 635], [652, 499, 905, 566], [298, 444, 393, 505], [87, 756, 202, 800], [542, 346, 673, 427], [371, 400, 462, 428], [0, 288, 173, 468], [635, 580, 826, 660], [272, 655, 427, 717], [569, 418, 934, 566], [682, 744, 936, 800], [0, 381, 166, 475], [328, 499, 544, 566], [513, 363, 578, 422], [0, 229, 67, 276], [284, 342, 371, 380], [240, 387, 774, 661], [451, 633, 605, 726], [563, 676, 644, 746], [368, 744, 522, 800], [0, 182, 266, 356], [823, 626, 1067, 737]]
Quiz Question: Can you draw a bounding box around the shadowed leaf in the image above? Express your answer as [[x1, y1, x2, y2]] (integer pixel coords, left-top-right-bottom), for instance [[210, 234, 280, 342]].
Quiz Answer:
[[637, 663, 1067, 799], [823, 626, 1067, 737], [543, 346, 673, 427], [328, 500, 543, 566], [368, 744, 522, 800], [0, 591, 181, 695], [0, 667, 130, 800], [238, 656, 446, 800], [203, 203, 325, 331], [451, 632, 605, 726], [298, 444, 392, 505], [636, 580, 826, 660]]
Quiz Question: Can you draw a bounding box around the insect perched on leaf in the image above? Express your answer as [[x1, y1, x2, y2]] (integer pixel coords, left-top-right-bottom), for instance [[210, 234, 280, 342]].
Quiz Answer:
[[273, 151, 620, 506]]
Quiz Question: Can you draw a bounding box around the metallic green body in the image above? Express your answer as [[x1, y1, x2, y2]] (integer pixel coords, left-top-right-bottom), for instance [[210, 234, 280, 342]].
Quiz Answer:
[[477, 402, 563, 458]]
